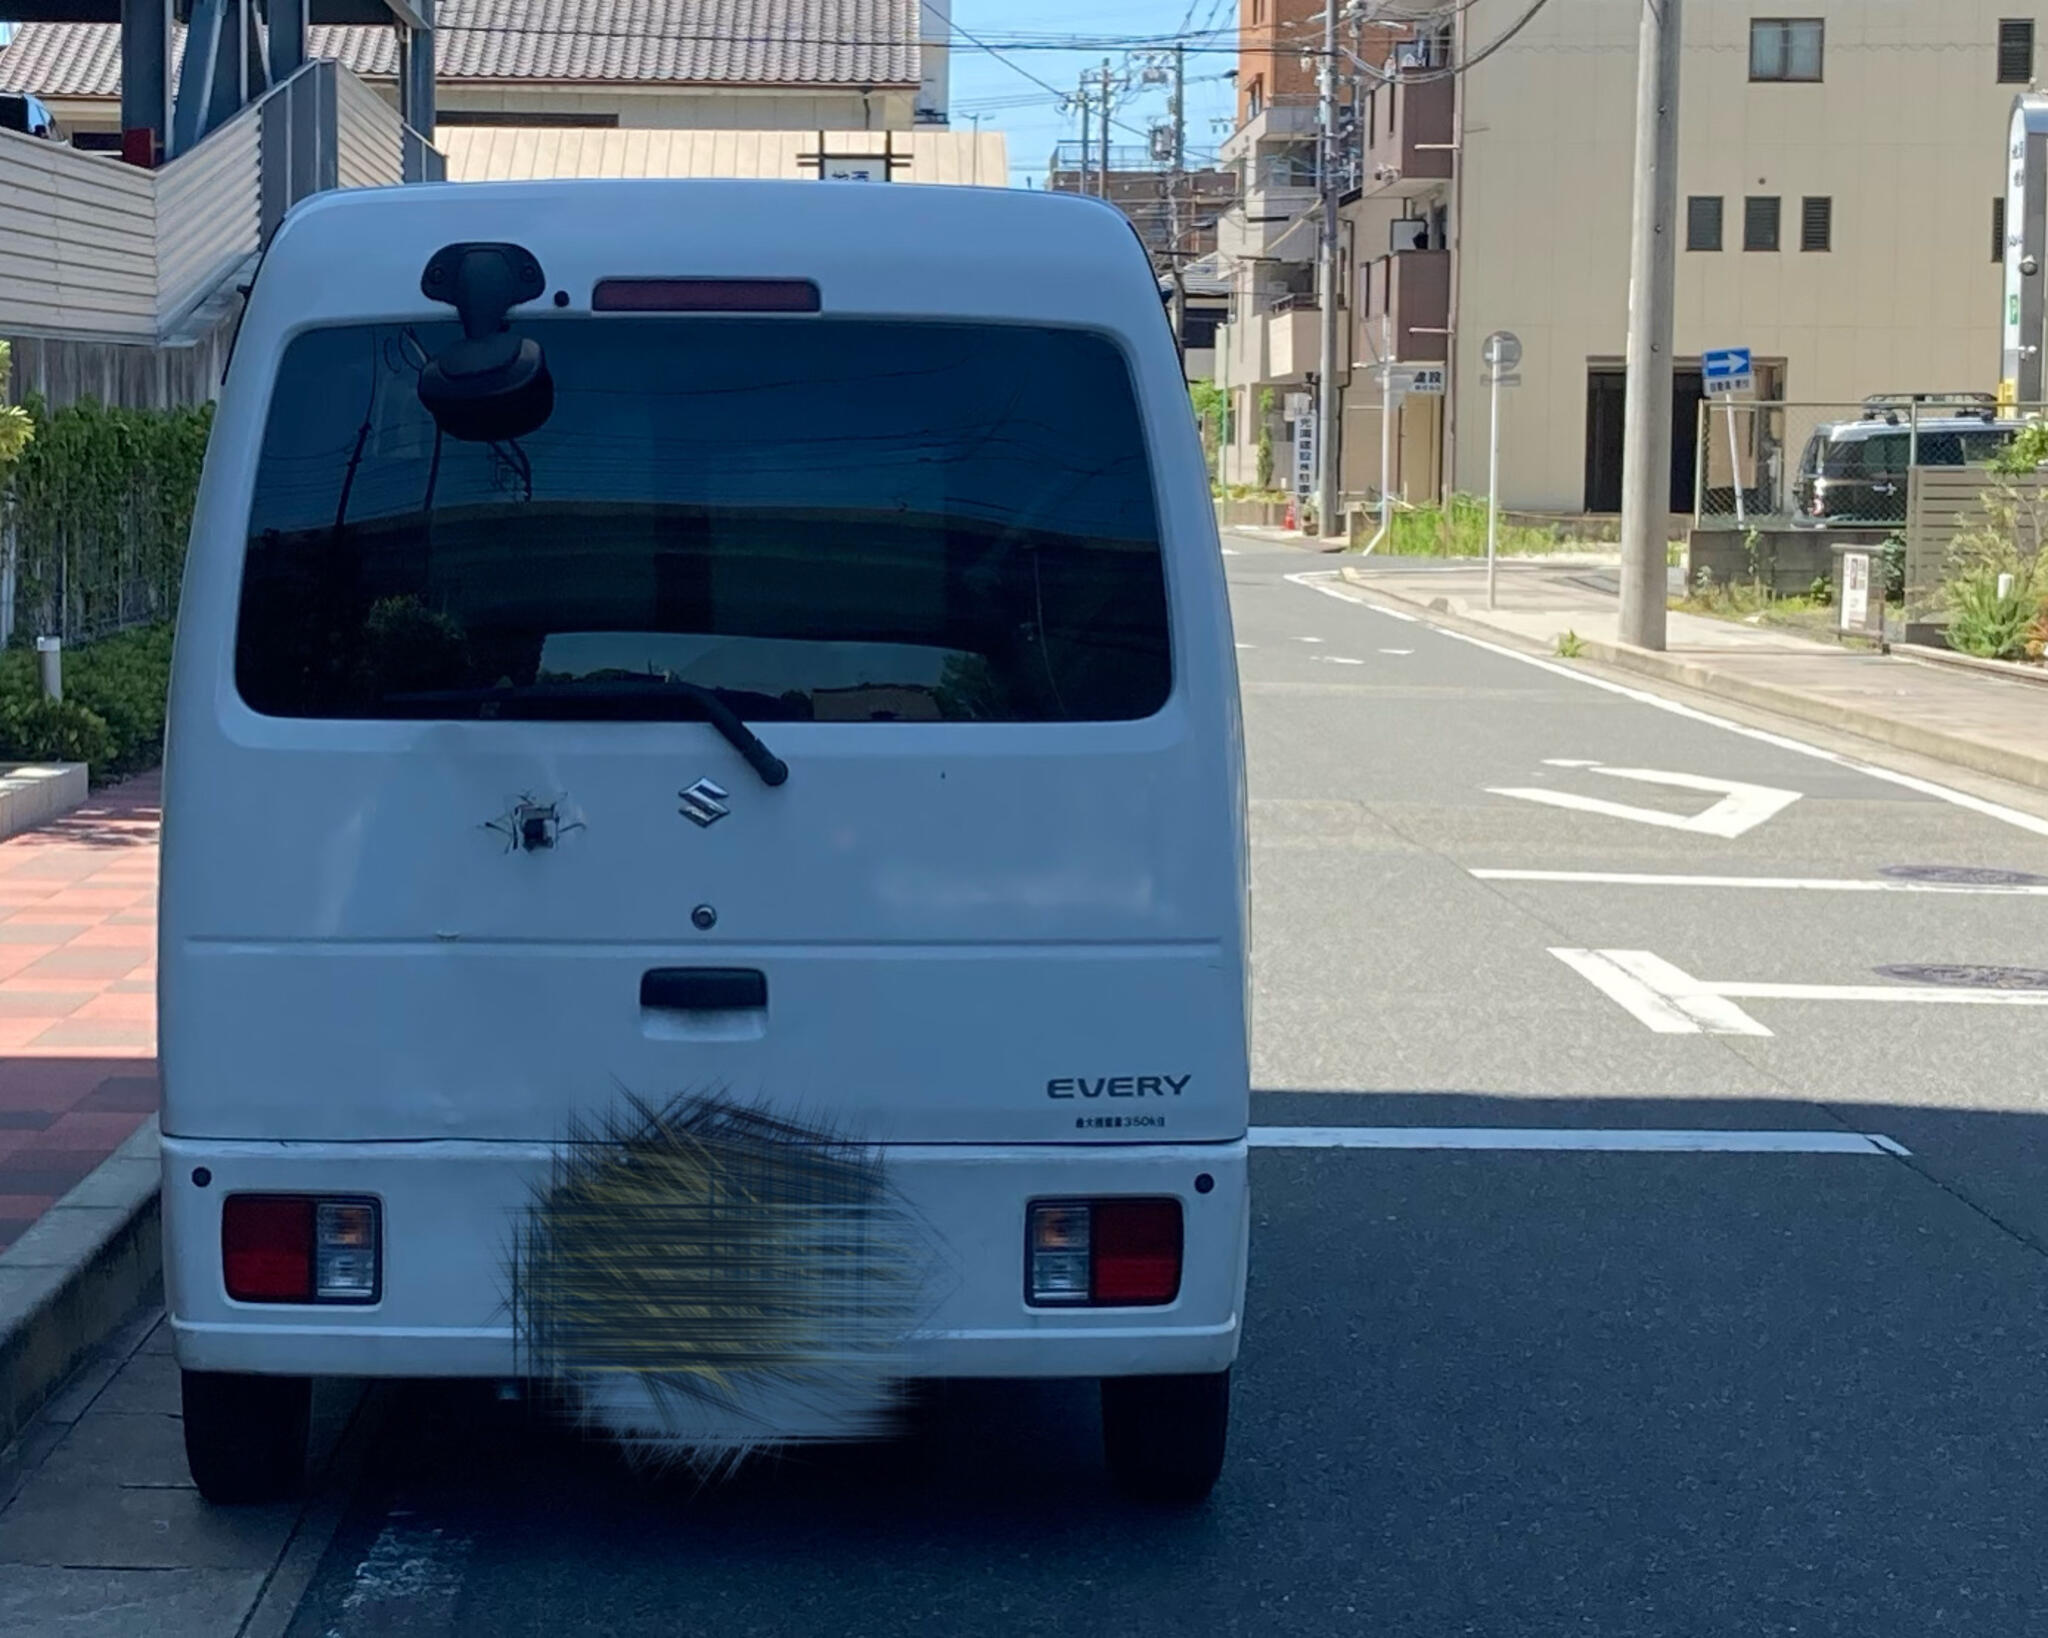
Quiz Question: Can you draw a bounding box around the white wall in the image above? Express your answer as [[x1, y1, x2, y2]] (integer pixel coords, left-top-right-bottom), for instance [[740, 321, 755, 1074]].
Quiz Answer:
[[1452, 0, 2032, 512]]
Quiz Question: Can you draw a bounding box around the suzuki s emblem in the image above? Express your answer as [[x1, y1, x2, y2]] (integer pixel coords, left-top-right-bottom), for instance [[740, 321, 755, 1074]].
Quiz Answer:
[[678, 778, 730, 828]]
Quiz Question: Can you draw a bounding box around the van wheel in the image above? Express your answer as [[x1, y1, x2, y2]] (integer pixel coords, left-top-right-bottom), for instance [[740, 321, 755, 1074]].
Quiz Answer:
[[182, 1370, 310, 1503], [1100, 1368, 1230, 1505]]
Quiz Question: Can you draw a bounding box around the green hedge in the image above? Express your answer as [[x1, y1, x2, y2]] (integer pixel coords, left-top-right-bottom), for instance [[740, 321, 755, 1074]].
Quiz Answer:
[[5, 395, 212, 644], [0, 623, 174, 785]]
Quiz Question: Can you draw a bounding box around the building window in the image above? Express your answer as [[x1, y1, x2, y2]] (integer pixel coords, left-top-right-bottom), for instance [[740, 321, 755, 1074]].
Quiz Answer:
[[1800, 196, 1832, 252], [1686, 195, 1723, 251], [1247, 78, 1264, 119], [1744, 195, 1781, 251], [1995, 196, 2009, 262], [1750, 19, 1824, 82], [2000, 19, 2035, 83]]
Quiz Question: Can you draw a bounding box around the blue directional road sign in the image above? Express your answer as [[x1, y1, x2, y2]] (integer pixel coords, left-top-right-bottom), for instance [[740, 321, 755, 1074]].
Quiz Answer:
[[1702, 346, 1753, 396]]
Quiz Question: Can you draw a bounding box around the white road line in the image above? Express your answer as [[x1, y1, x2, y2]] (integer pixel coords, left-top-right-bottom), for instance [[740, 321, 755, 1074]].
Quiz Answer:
[[1718, 981, 2048, 1006], [1222, 548, 1241, 555], [1282, 570, 2048, 840], [1312, 655, 1366, 666], [1379, 647, 1414, 655], [1250, 1126, 1907, 1155], [1474, 868, 2048, 896], [1543, 758, 1603, 767], [1549, 947, 1717, 1033], [1600, 949, 1774, 1035], [1298, 635, 1325, 643]]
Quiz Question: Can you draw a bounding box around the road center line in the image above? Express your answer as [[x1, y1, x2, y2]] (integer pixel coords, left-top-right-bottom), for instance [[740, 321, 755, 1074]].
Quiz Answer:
[[1472, 869, 2048, 896], [1282, 571, 2048, 839], [1250, 1126, 1908, 1155]]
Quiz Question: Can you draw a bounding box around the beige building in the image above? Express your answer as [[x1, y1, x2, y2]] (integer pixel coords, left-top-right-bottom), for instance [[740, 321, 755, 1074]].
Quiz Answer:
[[1219, 1, 2046, 516]]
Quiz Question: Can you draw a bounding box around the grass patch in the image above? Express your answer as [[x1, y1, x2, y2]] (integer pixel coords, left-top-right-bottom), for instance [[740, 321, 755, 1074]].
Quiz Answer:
[[1670, 577, 1835, 637], [1554, 629, 1586, 658]]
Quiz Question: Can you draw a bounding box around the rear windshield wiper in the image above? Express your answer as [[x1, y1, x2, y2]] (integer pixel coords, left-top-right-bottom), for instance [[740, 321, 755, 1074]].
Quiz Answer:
[[382, 679, 790, 786]]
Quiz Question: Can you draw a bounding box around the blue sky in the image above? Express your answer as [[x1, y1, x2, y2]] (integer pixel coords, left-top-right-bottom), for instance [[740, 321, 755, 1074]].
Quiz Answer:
[[942, 0, 1240, 186]]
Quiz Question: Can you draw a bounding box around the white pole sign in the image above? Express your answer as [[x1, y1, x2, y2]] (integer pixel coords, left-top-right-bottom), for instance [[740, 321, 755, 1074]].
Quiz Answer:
[[1481, 331, 1521, 611]]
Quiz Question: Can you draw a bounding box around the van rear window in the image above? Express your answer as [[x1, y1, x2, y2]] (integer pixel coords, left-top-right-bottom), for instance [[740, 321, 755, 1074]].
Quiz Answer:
[[235, 319, 1170, 723]]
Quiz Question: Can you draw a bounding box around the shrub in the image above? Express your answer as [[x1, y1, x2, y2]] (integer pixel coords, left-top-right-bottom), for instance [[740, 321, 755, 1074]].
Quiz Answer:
[[1946, 563, 2038, 661], [0, 623, 173, 783]]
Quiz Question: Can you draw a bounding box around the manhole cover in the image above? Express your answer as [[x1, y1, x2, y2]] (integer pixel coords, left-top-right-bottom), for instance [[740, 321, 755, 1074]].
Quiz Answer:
[[1875, 964, 2048, 990], [1879, 865, 2048, 887]]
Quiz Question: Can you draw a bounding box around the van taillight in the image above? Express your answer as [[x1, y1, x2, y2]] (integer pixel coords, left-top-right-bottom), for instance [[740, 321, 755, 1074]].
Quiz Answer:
[[1027, 1198, 1183, 1307], [222, 1195, 380, 1303]]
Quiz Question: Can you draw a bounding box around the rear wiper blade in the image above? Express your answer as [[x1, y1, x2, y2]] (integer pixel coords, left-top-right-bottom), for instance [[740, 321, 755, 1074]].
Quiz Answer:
[[383, 679, 790, 787]]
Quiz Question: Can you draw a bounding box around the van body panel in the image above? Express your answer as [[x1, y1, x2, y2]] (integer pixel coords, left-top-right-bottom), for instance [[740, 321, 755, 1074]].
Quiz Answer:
[[163, 1135, 1250, 1379], [161, 180, 1249, 1384]]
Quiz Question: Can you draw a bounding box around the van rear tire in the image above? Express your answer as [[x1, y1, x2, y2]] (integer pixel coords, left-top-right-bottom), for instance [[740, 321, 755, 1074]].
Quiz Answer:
[[182, 1369, 310, 1504], [1100, 1368, 1230, 1505]]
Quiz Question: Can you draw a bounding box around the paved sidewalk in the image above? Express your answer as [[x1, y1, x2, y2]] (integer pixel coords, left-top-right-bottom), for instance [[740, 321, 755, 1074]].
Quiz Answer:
[[0, 775, 158, 1252], [1344, 560, 2048, 792]]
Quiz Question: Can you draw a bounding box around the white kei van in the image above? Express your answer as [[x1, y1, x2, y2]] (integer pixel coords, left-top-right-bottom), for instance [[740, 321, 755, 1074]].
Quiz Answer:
[[161, 179, 1249, 1507]]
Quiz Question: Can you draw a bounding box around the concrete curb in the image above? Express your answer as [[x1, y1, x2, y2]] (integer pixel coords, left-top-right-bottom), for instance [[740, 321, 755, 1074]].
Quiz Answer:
[[0, 763, 87, 844], [0, 1118, 161, 1452], [1339, 571, 2048, 794], [1893, 642, 2048, 692]]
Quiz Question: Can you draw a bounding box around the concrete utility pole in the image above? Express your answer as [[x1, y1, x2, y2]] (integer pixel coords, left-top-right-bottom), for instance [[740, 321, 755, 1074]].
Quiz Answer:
[[1168, 44, 1189, 366], [1315, 0, 1344, 538], [1097, 59, 1115, 200], [1618, 0, 1682, 650]]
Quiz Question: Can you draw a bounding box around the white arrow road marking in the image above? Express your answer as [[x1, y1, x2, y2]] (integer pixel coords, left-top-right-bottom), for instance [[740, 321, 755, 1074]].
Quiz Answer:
[[1491, 765, 1802, 839], [1554, 947, 2048, 1035], [1550, 948, 1773, 1035]]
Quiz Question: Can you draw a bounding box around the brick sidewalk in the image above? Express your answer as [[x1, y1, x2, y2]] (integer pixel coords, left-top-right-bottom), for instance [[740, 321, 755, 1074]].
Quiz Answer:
[[0, 774, 158, 1251]]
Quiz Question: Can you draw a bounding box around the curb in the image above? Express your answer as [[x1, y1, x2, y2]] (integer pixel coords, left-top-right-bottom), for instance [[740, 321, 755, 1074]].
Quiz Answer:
[[1339, 571, 2048, 794], [0, 1117, 161, 1452], [0, 763, 87, 845], [1893, 642, 2048, 692]]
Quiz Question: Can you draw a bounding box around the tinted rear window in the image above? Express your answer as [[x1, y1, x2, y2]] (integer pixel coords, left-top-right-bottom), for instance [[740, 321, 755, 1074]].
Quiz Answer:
[[235, 319, 1170, 723]]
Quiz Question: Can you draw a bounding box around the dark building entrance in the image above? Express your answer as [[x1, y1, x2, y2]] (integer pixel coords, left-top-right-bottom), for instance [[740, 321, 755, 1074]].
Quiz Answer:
[[1584, 364, 1704, 513]]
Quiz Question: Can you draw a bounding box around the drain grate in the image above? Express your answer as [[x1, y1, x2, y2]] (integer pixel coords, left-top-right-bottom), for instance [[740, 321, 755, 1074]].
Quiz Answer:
[[1875, 964, 2048, 990], [1879, 865, 2048, 887]]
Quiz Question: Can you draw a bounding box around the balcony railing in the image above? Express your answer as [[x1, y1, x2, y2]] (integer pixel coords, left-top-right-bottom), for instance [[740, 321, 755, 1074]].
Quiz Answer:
[[1357, 248, 1450, 363], [1, 60, 437, 348], [1360, 74, 1455, 197]]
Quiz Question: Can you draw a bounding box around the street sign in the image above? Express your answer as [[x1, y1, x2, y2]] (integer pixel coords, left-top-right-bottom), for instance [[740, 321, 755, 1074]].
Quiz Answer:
[[1486, 373, 1521, 388], [1482, 330, 1522, 372], [1386, 363, 1446, 397], [1702, 345, 1753, 396], [1292, 412, 1317, 500]]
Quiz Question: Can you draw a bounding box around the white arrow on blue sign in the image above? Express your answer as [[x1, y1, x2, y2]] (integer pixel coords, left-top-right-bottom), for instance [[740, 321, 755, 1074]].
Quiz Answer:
[[1702, 346, 1753, 397]]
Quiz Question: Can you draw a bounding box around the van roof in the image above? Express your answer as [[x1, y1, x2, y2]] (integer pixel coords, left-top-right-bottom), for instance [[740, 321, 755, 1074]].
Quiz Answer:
[[253, 180, 1164, 337]]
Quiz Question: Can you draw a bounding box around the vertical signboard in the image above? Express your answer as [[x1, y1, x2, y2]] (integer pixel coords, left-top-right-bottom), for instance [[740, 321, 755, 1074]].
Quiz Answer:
[[2002, 95, 2048, 404]]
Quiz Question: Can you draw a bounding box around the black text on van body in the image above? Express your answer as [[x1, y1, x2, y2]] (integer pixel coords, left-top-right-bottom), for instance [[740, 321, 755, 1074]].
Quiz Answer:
[[1046, 1076, 1192, 1099]]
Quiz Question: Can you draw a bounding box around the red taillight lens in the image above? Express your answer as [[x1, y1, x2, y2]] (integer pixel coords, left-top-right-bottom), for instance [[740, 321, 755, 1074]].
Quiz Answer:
[[222, 1195, 314, 1302], [1091, 1199, 1184, 1305]]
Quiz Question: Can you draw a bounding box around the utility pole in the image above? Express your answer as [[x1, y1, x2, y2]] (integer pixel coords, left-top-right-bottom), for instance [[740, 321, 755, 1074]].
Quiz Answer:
[[1097, 59, 1114, 200], [1315, 0, 1344, 539], [1618, 0, 1683, 650], [1168, 44, 1189, 367]]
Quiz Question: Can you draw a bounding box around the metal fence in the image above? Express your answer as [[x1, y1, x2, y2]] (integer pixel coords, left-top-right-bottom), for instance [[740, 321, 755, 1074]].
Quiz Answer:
[[1692, 396, 2048, 640]]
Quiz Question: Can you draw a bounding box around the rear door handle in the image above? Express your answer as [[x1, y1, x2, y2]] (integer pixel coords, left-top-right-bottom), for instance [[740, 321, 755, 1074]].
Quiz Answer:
[[640, 968, 767, 1011]]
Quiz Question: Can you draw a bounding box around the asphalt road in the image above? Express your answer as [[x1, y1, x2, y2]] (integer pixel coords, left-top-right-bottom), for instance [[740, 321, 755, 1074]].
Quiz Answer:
[[280, 537, 2048, 1637]]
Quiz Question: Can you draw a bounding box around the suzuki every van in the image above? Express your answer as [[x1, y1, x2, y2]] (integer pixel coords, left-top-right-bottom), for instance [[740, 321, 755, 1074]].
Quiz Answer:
[[161, 179, 1249, 1506]]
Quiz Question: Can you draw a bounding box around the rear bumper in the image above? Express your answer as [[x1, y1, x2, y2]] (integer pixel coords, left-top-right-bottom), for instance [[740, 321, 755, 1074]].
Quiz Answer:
[[162, 1135, 1248, 1380]]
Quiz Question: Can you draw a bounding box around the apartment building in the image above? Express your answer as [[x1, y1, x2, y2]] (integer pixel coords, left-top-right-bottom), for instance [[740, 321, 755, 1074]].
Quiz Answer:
[[1216, 1, 2045, 515]]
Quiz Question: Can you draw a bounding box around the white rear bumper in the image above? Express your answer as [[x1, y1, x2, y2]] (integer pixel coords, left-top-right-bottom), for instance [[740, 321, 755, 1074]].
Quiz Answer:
[[162, 1136, 1248, 1380]]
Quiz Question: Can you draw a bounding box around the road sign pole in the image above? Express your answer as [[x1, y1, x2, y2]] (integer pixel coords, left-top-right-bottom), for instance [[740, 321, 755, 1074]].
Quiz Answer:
[[1487, 367, 1502, 609], [1724, 395, 1745, 529]]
